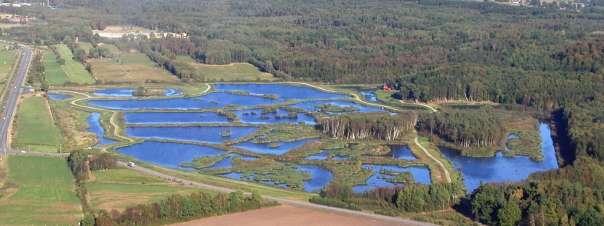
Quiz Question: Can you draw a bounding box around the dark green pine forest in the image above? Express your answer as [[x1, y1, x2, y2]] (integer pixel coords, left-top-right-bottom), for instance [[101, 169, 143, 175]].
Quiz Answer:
[[5, 0, 604, 225]]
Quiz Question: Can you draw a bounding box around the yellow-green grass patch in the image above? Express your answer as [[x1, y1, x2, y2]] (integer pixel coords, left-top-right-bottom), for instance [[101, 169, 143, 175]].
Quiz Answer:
[[43, 50, 69, 85], [77, 41, 94, 55], [89, 58, 179, 84], [0, 48, 17, 95], [12, 96, 62, 152], [178, 55, 274, 82], [86, 168, 200, 211], [54, 44, 95, 84], [50, 100, 96, 151], [0, 156, 82, 225]]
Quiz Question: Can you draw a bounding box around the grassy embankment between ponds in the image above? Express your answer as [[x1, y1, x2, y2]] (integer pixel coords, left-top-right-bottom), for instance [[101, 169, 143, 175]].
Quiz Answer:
[[0, 156, 82, 225], [12, 96, 63, 152]]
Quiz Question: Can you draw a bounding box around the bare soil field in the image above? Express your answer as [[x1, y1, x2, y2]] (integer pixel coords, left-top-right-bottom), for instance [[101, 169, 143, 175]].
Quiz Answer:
[[173, 205, 410, 226]]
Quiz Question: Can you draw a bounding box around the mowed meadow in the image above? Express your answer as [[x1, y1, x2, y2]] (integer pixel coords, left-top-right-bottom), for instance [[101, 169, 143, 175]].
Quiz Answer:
[[86, 168, 201, 212], [0, 156, 82, 225], [11, 95, 62, 152], [88, 44, 179, 84], [43, 44, 95, 85]]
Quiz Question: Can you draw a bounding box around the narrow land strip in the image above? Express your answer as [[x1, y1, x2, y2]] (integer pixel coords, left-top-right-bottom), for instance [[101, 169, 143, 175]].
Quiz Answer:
[[414, 136, 451, 183]]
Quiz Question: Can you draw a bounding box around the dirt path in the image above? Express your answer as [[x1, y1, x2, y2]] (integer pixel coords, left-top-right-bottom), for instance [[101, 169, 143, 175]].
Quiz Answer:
[[173, 205, 418, 226], [414, 137, 451, 183], [118, 161, 434, 226]]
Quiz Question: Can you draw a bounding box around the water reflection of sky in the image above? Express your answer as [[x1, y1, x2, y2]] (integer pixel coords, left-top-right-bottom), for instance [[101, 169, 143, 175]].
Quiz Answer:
[[441, 122, 559, 192]]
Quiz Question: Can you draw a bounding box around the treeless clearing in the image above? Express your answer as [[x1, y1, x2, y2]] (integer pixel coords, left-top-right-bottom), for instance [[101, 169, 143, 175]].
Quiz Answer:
[[89, 59, 179, 84], [173, 205, 410, 226]]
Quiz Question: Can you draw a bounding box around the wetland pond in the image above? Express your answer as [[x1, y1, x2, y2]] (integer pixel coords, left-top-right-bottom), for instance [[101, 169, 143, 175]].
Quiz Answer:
[[89, 83, 559, 194], [442, 122, 559, 192], [87, 112, 115, 146]]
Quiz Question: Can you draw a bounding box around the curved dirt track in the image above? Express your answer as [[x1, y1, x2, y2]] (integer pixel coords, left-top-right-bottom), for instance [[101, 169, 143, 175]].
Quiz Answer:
[[173, 205, 423, 226]]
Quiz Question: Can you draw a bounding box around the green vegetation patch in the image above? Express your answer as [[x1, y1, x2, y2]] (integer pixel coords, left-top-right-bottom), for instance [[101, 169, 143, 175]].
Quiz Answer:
[[179, 56, 275, 82], [0, 47, 16, 95], [0, 156, 82, 225], [50, 100, 96, 151], [54, 44, 95, 84], [77, 42, 94, 55], [86, 168, 200, 211], [12, 96, 63, 152], [43, 50, 70, 85]]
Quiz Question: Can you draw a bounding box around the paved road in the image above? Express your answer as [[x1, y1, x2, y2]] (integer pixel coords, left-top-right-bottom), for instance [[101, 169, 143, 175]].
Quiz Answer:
[[0, 46, 31, 155], [118, 161, 435, 226]]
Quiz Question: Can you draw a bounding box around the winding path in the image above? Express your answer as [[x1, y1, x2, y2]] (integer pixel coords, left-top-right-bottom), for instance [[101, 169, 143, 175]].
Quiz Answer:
[[414, 137, 451, 183]]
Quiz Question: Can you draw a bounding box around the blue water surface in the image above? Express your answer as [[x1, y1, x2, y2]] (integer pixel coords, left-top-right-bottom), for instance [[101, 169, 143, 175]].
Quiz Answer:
[[87, 112, 115, 146], [390, 145, 417, 161], [235, 108, 316, 125], [291, 100, 383, 113], [214, 83, 348, 100], [48, 93, 72, 101], [126, 126, 257, 144], [352, 164, 432, 193], [94, 88, 135, 97], [124, 112, 230, 125], [360, 91, 378, 102], [441, 122, 559, 192], [234, 138, 317, 155], [297, 165, 333, 192], [88, 92, 277, 110], [118, 141, 225, 168]]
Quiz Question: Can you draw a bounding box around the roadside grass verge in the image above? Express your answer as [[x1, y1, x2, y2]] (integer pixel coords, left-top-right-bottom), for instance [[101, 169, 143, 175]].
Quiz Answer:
[[0, 156, 82, 225], [86, 168, 201, 212], [54, 44, 95, 84], [12, 96, 63, 152], [0, 48, 17, 95]]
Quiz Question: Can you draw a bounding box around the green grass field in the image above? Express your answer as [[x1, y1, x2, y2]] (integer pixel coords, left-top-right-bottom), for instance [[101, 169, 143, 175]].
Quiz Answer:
[[0, 48, 17, 95], [77, 42, 94, 55], [43, 50, 69, 85], [0, 156, 82, 225], [86, 168, 200, 211], [12, 96, 63, 152], [54, 44, 95, 84], [90, 51, 178, 83], [176, 56, 275, 82], [119, 52, 156, 66]]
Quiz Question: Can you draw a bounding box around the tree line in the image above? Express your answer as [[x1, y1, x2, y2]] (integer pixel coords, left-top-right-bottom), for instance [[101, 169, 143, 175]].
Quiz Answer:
[[317, 112, 417, 141], [84, 191, 274, 226], [416, 107, 505, 149]]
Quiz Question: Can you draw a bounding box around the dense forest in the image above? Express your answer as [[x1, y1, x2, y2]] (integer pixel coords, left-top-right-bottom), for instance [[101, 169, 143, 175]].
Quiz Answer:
[[417, 108, 505, 148]]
